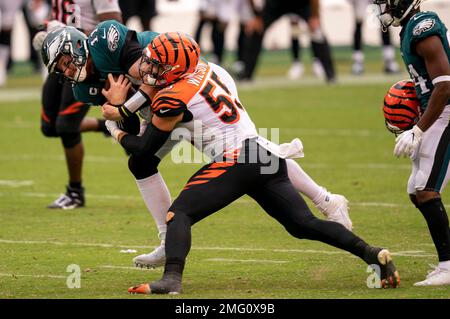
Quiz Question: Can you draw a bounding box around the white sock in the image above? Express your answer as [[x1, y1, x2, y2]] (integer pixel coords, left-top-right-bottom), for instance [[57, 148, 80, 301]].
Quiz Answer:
[[352, 50, 364, 64], [438, 260, 450, 270], [286, 159, 328, 205], [382, 45, 395, 62], [136, 172, 171, 242], [0, 45, 9, 64]]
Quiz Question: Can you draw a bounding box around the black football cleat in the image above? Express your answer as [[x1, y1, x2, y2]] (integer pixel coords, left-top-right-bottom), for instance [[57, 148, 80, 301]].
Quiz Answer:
[[376, 249, 400, 288], [150, 272, 182, 294]]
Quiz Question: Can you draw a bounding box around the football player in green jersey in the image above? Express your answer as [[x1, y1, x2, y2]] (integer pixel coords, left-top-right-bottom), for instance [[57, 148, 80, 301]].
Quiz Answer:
[[375, 0, 450, 286], [42, 21, 171, 269]]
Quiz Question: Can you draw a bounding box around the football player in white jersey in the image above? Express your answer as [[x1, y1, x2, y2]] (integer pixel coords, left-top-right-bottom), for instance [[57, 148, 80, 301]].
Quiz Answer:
[[95, 32, 399, 294], [35, 0, 122, 211]]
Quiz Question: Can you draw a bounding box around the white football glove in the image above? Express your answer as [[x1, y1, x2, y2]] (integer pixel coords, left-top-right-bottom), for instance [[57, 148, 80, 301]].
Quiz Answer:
[[105, 120, 124, 141], [32, 31, 48, 51], [393, 125, 424, 158]]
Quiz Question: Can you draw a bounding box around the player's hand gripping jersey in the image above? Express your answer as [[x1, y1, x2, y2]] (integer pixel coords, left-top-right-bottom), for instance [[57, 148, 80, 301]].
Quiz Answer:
[[400, 11, 450, 111]]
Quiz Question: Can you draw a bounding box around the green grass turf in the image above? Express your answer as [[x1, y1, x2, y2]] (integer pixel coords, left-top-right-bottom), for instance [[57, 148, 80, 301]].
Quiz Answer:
[[0, 48, 449, 299]]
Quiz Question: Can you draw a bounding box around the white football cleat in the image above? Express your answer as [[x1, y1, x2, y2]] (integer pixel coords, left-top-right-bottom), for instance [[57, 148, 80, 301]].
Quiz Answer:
[[133, 244, 166, 269], [316, 194, 353, 231], [312, 59, 325, 80], [287, 62, 304, 80], [414, 265, 450, 286]]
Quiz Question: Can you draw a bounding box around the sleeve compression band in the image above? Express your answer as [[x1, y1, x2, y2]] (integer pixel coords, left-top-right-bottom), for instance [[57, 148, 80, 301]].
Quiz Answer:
[[120, 121, 171, 156]]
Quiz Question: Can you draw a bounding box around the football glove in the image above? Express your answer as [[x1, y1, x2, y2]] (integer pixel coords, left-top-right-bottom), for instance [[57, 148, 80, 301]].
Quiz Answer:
[[393, 125, 424, 158], [105, 120, 124, 141]]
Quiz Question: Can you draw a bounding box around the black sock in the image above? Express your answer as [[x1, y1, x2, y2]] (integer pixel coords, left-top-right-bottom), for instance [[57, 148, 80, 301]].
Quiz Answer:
[[69, 182, 82, 190], [164, 212, 192, 275], [354, 22, 362, 51], [311, 40, 335, 81], [418, 198, 450, 261]]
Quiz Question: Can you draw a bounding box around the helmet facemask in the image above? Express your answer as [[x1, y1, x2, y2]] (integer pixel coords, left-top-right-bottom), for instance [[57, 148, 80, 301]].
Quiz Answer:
[[138, 50, 173, 87], [139, 32, 200, 88], [374, 0, 422, 29]]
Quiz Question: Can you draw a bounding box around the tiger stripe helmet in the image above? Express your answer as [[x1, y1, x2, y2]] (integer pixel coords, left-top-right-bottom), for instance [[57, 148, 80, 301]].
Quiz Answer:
[[383, 79, 421, 135], [140, 32, 200, 87]]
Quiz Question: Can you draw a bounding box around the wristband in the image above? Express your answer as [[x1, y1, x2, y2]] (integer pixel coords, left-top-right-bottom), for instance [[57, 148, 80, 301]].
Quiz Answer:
[[123, 89, 151, 113]]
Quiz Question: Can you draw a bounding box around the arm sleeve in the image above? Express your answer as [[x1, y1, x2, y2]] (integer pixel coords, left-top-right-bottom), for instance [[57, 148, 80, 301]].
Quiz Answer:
[[120, 121, 171, 156], [152, 95, 188, 117]]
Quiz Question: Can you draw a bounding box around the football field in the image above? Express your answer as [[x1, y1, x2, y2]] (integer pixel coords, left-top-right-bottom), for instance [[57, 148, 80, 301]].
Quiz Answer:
[[1, 49, 449, 299]]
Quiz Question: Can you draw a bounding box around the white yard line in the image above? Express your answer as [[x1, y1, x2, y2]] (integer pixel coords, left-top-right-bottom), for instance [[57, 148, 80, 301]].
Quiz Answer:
[[0, 238, 436, 259], [0, 180, 33, 187], [205, 258, 289, 264], [99, 265, 158, 271]]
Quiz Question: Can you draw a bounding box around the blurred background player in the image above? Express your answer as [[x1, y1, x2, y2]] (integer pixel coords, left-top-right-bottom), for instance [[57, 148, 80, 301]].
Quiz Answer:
[[349, 0, 399, 75], [240, 0, 335, 83], [35, 0, 122, 209], [193, 0, 234, 65], [375, 0, 450, 286], [118, 0, 157, 30], [23, 0, 51, 77], [287, 14, 327, 81], [0, 0, 24, 86]]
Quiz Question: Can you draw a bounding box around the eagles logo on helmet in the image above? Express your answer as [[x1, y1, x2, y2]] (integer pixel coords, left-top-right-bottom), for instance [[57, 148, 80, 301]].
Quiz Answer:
[[383, 79, 421, 135]]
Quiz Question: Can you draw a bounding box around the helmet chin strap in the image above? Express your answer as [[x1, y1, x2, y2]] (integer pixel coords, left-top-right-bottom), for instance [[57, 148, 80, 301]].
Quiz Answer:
[[74, 65, 88, 82]]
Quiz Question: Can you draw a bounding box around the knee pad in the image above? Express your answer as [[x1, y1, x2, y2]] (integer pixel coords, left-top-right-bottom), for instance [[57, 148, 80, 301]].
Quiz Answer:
[[128, 153, 161, 179], [40, 123, 58, 138]]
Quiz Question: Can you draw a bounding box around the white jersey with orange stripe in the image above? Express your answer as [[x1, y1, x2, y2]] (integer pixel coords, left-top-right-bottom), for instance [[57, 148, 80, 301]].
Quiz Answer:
[[151, 61, 259, 159], [51, 0, 121, 32]]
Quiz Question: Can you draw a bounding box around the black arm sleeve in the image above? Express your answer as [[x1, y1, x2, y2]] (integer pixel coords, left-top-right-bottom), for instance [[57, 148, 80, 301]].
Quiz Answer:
[[120, 121, 171, 156], [120, 30, 144, 72]]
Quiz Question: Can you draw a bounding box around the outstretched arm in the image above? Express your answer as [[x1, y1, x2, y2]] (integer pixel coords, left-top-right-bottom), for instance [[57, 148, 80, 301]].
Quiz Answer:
[[109, 113, 183, 156]]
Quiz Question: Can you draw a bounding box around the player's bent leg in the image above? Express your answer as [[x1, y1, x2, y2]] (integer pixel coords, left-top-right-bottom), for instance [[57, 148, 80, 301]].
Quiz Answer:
[[129, 160, 252, 294], [249, 164, 399, 288]]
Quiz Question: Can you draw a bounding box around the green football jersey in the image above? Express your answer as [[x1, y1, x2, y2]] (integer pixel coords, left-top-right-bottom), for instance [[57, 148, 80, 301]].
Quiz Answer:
[[400, 11, 450, 112], [73, 20, 158, 105]]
